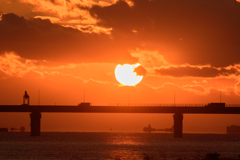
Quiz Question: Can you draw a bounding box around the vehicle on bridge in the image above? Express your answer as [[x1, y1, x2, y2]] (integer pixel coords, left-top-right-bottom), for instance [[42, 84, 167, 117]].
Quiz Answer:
[[205, 103, 225, 107], [78, 102, 91, 106]]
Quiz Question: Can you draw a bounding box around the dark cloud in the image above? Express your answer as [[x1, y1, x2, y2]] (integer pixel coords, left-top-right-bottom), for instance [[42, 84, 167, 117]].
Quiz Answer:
[[155, 66, 239, 78], [50, 0, 57, 4], [2, 0, 240, 67], [134, 65, 146, 76], [1, 13, 26, 26], [91, 0, 240, 67], [0, 13, 136, 64]]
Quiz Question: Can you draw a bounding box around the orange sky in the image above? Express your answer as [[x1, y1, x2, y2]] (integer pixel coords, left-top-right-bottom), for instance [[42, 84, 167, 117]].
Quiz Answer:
[[1, 0, 240, 133]]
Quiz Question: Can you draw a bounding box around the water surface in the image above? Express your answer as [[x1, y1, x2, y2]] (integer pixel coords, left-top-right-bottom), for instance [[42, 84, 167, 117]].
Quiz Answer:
[[0, 132, 240, 160]]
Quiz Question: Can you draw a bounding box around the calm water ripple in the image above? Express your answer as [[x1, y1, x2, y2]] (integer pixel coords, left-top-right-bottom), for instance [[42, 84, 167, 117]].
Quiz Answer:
[[0, 132, 240, 160]]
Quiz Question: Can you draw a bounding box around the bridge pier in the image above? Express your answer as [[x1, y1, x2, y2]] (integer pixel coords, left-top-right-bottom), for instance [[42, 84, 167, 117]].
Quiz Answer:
[[30, 112, 41, 136], [173, 113, 183, 138]]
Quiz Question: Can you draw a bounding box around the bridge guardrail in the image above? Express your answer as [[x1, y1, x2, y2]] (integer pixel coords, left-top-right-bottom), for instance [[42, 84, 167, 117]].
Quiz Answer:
[[226, 104, 240, 107], [108, 103, 208, 107], [108, 103, 240, 107]]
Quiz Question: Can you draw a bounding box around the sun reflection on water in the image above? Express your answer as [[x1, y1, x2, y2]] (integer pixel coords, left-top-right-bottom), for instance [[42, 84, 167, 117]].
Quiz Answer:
[[107, 134, 145, 145], [104, 134, 149, 159]]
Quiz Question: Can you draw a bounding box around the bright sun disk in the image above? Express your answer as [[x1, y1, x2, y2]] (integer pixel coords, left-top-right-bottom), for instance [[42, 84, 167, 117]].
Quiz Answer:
[[115, 63, 143, 86]]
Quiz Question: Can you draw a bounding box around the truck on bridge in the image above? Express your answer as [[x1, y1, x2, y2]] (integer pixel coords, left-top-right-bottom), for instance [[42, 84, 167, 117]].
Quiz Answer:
[[205, 103, 225, 107], [78, 102, 91, 106]]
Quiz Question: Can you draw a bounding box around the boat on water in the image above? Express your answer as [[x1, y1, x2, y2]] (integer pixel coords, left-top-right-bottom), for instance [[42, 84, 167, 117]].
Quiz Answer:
[[143, 124, 174, 133], [10, 126, 25, 132], [226, 125, 240, 134], [0, 126, 25, 133]]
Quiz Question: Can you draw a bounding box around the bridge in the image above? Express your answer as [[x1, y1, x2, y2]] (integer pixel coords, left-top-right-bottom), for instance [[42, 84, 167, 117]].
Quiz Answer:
[[1, 103, 240, 138]]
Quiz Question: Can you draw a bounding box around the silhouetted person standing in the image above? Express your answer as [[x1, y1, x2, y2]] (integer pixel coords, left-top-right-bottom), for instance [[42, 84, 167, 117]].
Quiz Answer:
[[23, 91, 29, 105]]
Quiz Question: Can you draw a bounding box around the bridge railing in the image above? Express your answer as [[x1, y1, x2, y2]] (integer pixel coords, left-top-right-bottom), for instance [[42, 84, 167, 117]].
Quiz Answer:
[[108, 103, 240, 107], [108, 103, 208, 107], [226, 104, 240, 107]]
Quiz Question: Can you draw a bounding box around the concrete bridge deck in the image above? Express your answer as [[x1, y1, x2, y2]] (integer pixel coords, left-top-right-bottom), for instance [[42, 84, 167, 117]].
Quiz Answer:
[[1, 104, 240, 138], [0, 105, 240, 114]]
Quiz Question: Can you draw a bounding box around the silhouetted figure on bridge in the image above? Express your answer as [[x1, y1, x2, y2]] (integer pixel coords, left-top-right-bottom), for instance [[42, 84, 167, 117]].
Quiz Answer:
[[23, 91, 29, 105]]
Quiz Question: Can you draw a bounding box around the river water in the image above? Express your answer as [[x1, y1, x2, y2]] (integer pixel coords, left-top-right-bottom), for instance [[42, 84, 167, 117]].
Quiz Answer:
[[0, 132, 240, 160]]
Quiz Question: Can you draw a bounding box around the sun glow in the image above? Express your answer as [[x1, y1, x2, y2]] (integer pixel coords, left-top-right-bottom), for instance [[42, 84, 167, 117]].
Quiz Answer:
[[115, 63, 143, 86]]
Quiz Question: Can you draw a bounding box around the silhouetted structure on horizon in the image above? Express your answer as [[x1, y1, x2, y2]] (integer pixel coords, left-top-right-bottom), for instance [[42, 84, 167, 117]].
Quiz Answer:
[[0, 128, 8, 132], [23, 91, 29, 105], [143, 124, 174, 133], [227, 125, 240, 134], [10, 126, 25, 132]]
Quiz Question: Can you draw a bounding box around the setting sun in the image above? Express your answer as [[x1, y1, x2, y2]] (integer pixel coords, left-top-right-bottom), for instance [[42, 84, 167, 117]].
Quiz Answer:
[[115, 63, 143, 86]]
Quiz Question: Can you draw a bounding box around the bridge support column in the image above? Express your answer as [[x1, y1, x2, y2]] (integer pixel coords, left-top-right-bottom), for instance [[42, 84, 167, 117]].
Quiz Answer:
[[173, 113, 183, 138], [30, 112, 41, 136]]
